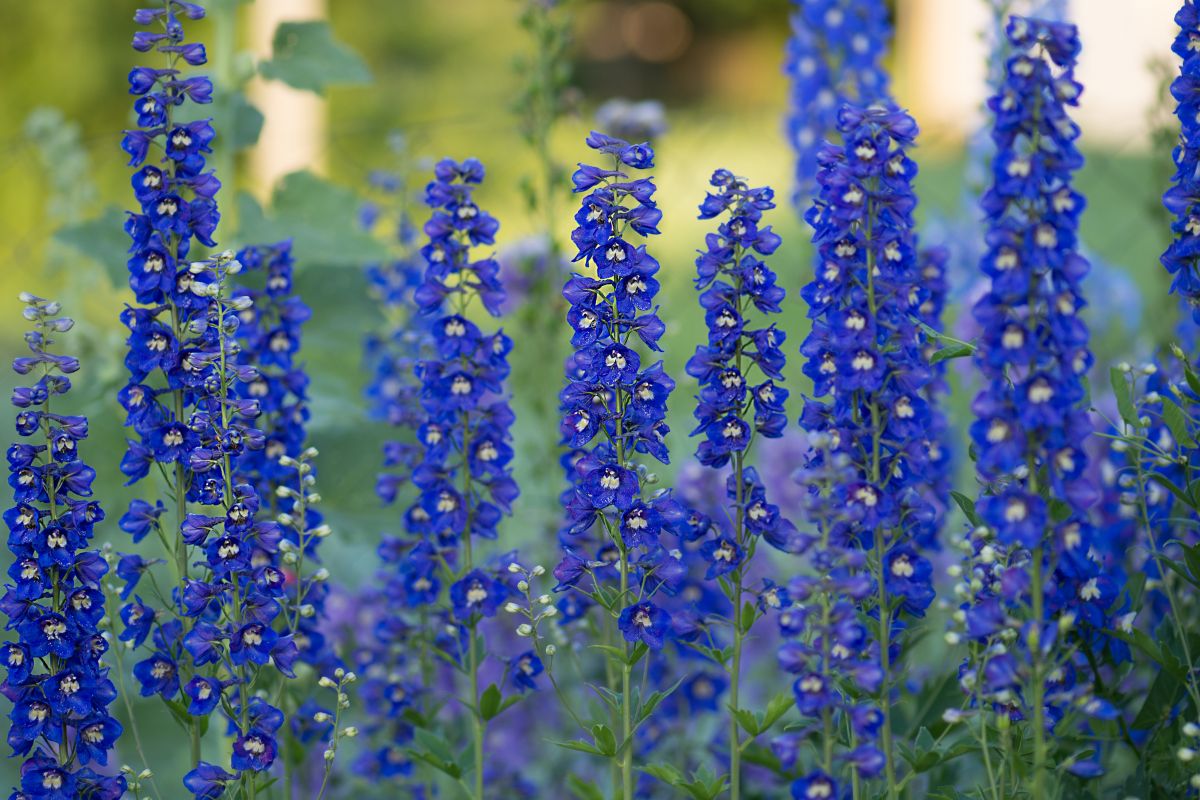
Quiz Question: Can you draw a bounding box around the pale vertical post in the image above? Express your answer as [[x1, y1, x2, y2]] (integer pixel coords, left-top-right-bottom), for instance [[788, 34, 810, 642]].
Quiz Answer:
[[248, 0, 328, 198]]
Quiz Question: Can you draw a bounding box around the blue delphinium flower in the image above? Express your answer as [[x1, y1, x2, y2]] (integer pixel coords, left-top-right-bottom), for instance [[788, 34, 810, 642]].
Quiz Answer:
[[795, 103, 939, 795], [1164, 0, 1200, 324], [783, 0, 892, 205], [2, 295, 126, 799], [949, 16, 1118, 794], [686, 169, 799, 793], [556, 131, 681, 799]]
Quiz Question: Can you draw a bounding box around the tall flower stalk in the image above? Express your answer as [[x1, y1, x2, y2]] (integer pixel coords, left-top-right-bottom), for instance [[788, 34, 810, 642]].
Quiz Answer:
[[409, 158, 518, 798], [796, 104, 938, 800], [556, 131, 677, 799], [118, 0, 223, 780], [1164, 0, 1200, 326], [952, 16, 1119, 796], [686, 170, 793, 798], [3, 295, 126, 799]]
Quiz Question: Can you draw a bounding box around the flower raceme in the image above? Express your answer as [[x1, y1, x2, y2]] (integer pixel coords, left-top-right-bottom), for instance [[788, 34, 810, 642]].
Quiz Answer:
[[792, 102, 939, 797], [556, 131, 682, 800], [686, 169, 800, 795], [3, 296, 126, 799], [950, 15, 1119, 792]]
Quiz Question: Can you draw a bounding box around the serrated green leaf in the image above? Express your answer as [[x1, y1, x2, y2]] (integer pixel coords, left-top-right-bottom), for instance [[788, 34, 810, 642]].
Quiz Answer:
[[761, 692, 794, 730], [259, 20, 370, 94], [479, 683, 501, 721], [732, 707, 759, 736]]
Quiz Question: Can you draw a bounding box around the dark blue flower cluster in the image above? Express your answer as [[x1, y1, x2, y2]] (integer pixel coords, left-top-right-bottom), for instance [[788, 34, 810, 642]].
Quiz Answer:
[[955, 15, 1118, 786], [784, 0, 892, 205], [685, 170, 800, 791], [3, 296, 125, 800], [118, 6, 304, 795], [771, 439, 886, 798], [556, 132, 679, 640], [1162, 0, 1200, 325], [795, 103, 940, 792], [361, 169, 432, 504], [232, 242, 337, 678], [555, 132, 687, 797]]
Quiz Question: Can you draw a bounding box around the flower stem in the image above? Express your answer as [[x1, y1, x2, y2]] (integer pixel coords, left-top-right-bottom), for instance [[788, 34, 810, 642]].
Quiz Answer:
[[1030, 546, 1047, 800], [620, 546, 634, 800]]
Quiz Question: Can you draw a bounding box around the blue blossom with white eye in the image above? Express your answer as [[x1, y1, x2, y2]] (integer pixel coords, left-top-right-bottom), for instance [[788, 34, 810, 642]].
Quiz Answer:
[[2, 295, 126, 799]]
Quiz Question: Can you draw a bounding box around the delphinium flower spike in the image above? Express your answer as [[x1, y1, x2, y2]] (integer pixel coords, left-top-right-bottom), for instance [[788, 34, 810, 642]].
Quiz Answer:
[[3, 295, 126, 799], [118, 0, 243, 788], [352, 154, 436, 792], [686, 169, 796, 797], [947, 17, 1119, 796], [1164, 0, 1200, 324], [783, 0, 892, 206], [795, 103, 939, 799], [406, 158, 519, 799], [556, 131, 681, 799]]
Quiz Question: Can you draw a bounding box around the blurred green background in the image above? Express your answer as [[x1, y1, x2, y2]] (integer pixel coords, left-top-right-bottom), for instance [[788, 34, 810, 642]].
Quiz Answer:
[[0, 0, 1178, 792]]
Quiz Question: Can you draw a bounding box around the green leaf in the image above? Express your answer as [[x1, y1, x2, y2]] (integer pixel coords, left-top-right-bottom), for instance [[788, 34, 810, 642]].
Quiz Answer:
[[732, 707, 759, 736], [1184, 359, 1200, 398], [1110, 367, 1138, 427], [235, 173, 388, 267], [1132, 663, 1184, 729], [566, 774, 606, 800], [950, 491, 982, 528], [227, 91, 265, 151], [550, 738, 605, 757], [53, 206, 129, 287], [591, 723, 616, 757], [640, 762, 685, 785], [739, 600, 758, 634], [1186, 544, 1200, 588], [760, 692, 794, 731], [259, 20, 370, 94], [1162, 396, 1197, 448], [930, 343, 974, 365], [1150, 472, 1196, 511], [479, 683, 501, 721]]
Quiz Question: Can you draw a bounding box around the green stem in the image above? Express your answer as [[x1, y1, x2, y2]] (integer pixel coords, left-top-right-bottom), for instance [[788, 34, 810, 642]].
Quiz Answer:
[[1030, 547, 1047, 800]]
